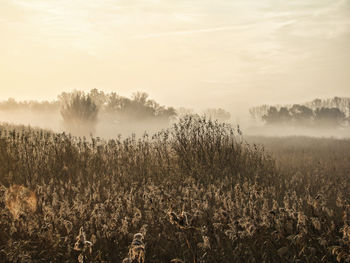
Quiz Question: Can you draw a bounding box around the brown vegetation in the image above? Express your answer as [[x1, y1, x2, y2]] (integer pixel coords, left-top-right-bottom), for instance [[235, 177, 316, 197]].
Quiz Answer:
[[5, 184, 37, 220], [0, 117, 349, 262]]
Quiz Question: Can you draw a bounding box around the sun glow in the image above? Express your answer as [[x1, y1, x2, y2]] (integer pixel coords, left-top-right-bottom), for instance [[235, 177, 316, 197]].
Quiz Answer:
[[1, 0, 349, 109]]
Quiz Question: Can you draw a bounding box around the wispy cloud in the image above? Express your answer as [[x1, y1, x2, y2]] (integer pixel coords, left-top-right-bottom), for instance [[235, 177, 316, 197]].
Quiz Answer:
[[1, 0, 349, 104], [134, 25, 246, 39]]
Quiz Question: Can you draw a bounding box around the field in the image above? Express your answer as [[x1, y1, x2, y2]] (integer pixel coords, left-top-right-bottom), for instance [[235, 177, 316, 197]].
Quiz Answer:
[[0, 116, 350, 262]]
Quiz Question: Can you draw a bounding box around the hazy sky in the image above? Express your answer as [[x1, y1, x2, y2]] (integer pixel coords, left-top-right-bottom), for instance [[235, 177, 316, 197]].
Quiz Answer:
[[1, 0, 349, 113]]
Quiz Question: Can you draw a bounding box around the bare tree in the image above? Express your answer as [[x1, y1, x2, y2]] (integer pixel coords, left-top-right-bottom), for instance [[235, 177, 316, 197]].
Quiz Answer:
[[59, 91, 99, 136]]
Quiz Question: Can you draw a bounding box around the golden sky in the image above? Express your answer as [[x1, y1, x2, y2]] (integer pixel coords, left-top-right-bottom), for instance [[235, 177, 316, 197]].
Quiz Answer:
[[1, 0, 350, 111]]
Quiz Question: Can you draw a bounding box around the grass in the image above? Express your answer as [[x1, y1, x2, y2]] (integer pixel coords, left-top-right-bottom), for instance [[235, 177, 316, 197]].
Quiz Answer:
[[0, 116, 349, 262]]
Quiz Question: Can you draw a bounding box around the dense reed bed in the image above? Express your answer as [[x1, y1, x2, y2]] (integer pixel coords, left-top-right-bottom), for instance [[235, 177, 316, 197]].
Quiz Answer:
[[0, 117, 349, 262]]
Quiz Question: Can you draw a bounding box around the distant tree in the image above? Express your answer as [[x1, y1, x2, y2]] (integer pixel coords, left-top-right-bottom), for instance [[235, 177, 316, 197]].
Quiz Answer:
[[332, 97, 342, 109], [314, 107, 346, 127], [105, 92, 128, 113], [278, 107, 291, 123], [29, 100, 59, 111], [262, 107, 280, 124], [128, 92, 155, 120], [289, 104, 313, 125], [104, 91, 176, 123], [309, 98, 322, 109], [0, 98, 17, 111], [251, 96, 350, 127], [89, 89, 106, 109], [0, 98, 59, 112], [249, 105, 269, 121], [59, 91, 99, 135], [132, 91, 149, 106]]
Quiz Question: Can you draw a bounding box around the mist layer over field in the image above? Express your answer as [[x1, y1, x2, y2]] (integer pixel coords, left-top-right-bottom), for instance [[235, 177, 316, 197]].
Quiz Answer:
[[0, 106, 349, 139], [0, 110, 171, 138]]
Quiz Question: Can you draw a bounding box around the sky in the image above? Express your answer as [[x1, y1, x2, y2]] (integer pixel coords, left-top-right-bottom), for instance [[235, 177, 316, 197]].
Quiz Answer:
[[1, 0, 350, 114]]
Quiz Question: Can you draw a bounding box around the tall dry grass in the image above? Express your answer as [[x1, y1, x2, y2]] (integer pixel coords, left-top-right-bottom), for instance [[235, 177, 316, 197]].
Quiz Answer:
[[0, 117, 349, 262]]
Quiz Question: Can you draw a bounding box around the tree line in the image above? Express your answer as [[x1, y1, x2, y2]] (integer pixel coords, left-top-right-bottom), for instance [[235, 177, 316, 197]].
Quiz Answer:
[[0, 89, 232, 135], [249, 97, 350, 127], [0, 89, 176, 120], [0, 89, 177, 135], [60, 89, 179, 134]]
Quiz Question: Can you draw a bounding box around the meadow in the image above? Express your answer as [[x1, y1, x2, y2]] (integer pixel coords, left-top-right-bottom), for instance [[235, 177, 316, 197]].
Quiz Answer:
[[0, 116, 349, 262]]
